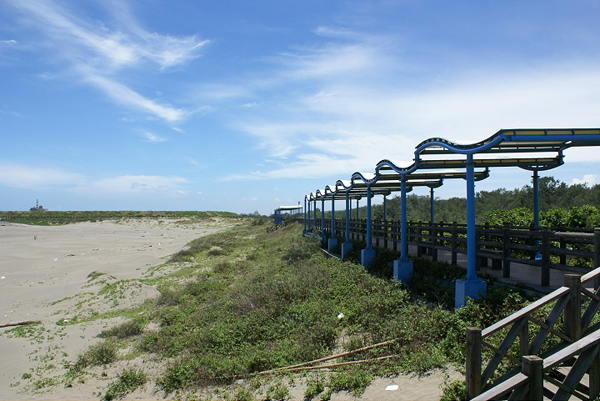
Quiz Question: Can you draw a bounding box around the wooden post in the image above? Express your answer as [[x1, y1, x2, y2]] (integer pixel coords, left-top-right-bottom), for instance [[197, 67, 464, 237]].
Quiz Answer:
[[522, 355, 543, 401], [432, 222, 438, 261], [594, 228, 600, 289], [590, 351, 600, 400], [519, 321, 529, 358], [417, 221, 423, 257], [530, 223, 537, 260], [451, 222, 458, 266], [564, 274, 582, 342], [541, 227, 550, 287], [560, 238, 567, 266], [466, 327, 482, 400], [502, 223, 511, 279]]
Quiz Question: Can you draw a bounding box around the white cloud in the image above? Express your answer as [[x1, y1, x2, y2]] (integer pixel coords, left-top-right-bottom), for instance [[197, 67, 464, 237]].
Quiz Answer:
[[85, 73, 186, 122], [7, 0, 206, 122], [0, 163, 83, 190], [229, 36, 600, 180], [0, 40, 17, 45], [73, 175, 190, 196], [142, 131, 167, 143], [572, 174, 598, 186]]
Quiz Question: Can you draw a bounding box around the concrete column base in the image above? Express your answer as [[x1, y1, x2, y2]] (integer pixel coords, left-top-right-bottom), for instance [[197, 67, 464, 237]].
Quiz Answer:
[[361, 248, 375, 267], [455, 279, 487, 309], [327, 238, 338, 253], [341, 242, 353, 259], [393, 259, 413, 284]]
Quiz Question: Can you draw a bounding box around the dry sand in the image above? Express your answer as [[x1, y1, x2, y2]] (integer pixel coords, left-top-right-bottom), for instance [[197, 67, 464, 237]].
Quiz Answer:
[[0, 218, 461, 400]]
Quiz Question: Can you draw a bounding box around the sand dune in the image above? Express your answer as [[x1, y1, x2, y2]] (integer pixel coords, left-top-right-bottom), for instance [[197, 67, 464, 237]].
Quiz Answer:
[[0, 219, 461, 400]]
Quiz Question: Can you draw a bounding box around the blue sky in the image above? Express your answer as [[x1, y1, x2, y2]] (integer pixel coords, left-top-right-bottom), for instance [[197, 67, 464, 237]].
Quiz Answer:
[[2, 1, 600, 214]]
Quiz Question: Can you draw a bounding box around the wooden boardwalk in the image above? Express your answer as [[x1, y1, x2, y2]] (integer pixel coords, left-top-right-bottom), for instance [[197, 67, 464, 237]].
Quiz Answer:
[[419, 245, 571, 293]]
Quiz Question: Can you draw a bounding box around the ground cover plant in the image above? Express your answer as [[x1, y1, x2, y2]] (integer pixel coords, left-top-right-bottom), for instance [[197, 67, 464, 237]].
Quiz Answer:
[[49, 219, 533, 400]]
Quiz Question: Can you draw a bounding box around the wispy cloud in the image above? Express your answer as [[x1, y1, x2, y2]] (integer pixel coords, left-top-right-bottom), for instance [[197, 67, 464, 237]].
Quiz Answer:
[[85, 73, 186, 122], [73, 175, 190, 196], [7, 0, 208, 122], [224, 27, 600, 181], [0, 40, 17, 45], [0, 163, 83, 190], [141, 131, 167, 143]]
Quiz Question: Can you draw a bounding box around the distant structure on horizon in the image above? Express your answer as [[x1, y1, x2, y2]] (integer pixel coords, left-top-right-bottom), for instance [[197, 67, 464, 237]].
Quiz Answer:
[[29, 199, 47, 212]]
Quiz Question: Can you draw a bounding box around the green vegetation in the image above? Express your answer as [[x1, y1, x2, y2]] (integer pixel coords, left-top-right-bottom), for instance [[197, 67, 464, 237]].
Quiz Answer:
[[339, 176, 600, 224], [0, 210, 238, 226], [103, 368, 147, 401], [61, 220, 533, 399]]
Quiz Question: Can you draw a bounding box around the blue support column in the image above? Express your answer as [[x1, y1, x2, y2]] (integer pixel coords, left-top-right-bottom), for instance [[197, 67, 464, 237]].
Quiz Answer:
[[321, 198, 326, 245], [455, 154, 487, 308], [303, 197, 308, 234], [328, 197, 337, 252], [307, 199, 311, 232], [394, 176, 413, 283], [313, 199, 317, 232], [430, 187, 435, 225], [361, 186, 375, 266], [533, 171, 541, 260], [342, 192, 352, 258]]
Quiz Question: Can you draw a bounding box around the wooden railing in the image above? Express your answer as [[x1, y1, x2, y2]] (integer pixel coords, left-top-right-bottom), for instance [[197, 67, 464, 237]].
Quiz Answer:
[[467, 267, 600, 400], [316, 218, 600, 286]]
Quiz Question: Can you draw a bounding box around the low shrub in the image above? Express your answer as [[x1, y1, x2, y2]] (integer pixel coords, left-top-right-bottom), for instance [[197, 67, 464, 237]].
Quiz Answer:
[[103, 367, 147, 401]]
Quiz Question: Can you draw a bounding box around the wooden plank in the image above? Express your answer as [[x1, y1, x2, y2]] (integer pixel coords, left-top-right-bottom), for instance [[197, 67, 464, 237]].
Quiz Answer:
[[529, 294, 570, 354], [544, 328, 600, 369], [528, 315, 571, 343], [553, 344, 600, 400], [483, 288, 569, 337], [470, 373, 528, 401], [482, 319, 527, 383], [581, 266, 600, 285]]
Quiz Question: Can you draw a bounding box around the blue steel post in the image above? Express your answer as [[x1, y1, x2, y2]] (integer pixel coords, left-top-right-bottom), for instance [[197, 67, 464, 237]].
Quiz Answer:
[[393, 176, 413, 282], [342, 192, 352, 258], [321, 197, 326, 245], [361, 185, 375, 266], [313, 199, 317, 232], [307, 198, 312, 232], [533, 171, 541, 259], [303, 197, 308, 233], [466, 156, 476, 280], [455, 154, 486, 308], [328, 196, 337, 252], [430, 187, 435, 225]]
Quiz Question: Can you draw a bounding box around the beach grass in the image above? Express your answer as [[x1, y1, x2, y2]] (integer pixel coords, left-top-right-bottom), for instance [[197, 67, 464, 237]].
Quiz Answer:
[[50, 219, 533, 400]]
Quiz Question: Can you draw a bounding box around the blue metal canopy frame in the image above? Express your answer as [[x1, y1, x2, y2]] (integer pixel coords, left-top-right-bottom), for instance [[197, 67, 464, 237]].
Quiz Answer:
[[303, 128, 600, 307]]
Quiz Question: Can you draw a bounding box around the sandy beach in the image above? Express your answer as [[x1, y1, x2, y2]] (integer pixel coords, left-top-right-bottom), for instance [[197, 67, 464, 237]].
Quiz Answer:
[[0, 219, 460, 400]]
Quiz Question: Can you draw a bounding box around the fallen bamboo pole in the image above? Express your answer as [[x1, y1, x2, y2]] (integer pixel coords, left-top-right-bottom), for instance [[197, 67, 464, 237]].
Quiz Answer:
[[255, 338, 399, 376], [256, 355, 399, 375], [0, 320, 41, 328]]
